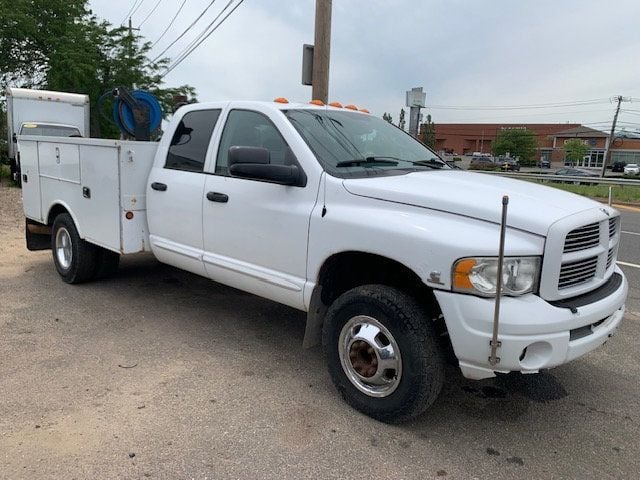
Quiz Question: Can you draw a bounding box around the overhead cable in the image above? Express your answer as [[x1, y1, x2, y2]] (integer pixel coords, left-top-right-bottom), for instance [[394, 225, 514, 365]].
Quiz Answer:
[[139, 0, 164, 27], [151, 0, 188, 47], [150, 0, 218, 63], [161, 0, 245, 78]]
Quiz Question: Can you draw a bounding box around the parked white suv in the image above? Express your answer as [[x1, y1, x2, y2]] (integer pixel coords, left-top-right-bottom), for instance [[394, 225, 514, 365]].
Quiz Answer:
[[624, 163, 640, 175]]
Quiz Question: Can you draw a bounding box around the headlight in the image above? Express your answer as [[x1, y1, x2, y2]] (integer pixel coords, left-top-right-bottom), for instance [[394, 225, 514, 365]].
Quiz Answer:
[[452, 256, 541, 297]]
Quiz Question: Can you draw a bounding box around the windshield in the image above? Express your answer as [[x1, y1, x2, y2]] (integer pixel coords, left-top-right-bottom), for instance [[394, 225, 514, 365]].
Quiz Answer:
[[20, 124, 82, 137], [284, 109, 446, 177]]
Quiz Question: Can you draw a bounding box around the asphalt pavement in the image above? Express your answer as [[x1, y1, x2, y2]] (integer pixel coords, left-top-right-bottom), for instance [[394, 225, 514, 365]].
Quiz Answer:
[[1, 185, 639, 479]]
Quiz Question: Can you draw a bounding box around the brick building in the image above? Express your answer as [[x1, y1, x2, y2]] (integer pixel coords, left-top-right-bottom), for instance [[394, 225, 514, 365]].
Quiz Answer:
[[432, 123, 640, 167]]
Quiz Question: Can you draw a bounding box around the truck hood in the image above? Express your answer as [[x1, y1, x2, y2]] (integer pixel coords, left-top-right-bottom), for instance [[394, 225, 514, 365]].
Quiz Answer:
[[342, 171, 602, 236]]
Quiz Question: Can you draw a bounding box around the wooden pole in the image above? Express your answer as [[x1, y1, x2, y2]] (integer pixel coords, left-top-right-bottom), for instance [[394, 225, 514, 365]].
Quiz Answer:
[[312, 0, 332, 103]]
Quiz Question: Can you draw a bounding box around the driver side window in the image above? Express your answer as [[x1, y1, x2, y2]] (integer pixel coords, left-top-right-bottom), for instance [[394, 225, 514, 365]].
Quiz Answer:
[[215, 110, 288, 175]]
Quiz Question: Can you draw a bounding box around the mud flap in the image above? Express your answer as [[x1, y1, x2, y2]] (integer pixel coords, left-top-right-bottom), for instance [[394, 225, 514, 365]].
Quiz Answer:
[[25, 218, 51, 251]]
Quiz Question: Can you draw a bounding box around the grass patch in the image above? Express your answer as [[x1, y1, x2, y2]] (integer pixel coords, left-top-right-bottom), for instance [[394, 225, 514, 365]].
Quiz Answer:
[[533, 181, 640, 204], [0, 163, 18, 187]]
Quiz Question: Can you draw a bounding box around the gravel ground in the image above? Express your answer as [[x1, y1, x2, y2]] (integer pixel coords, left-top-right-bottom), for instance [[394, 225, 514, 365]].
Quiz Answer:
[[1, 179, 639, 480]]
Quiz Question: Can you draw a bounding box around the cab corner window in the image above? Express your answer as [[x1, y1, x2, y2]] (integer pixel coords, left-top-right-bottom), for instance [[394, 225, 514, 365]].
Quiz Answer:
[[165, 109, 221, 172], [215, 110, 289, 175]]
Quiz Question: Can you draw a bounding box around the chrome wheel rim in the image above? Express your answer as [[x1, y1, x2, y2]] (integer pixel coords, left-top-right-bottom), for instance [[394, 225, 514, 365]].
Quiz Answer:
[[338, 315, 402, 397], [55, 227, 72, 270]]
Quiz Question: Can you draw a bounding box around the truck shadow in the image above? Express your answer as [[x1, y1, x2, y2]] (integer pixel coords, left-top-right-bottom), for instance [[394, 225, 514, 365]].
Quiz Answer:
[[45, 255, 601, 427]]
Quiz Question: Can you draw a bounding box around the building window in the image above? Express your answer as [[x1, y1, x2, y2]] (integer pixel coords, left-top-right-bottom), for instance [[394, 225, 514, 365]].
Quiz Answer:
[[612, 151, 640, 164], [575, 150, 604, 168]]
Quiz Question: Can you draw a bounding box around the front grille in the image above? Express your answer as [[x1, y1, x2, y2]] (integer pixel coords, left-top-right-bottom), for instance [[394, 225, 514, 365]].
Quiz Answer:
[[609, 217, 618, 238], [564, 222, 600, 253], [606, 248, 615, 269], [542, 213, 621, 300], [559, 256, 598, 289]]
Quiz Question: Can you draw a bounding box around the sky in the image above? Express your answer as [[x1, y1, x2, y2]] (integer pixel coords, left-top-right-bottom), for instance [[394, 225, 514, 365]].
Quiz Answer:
[[89, 0, 640, 132]]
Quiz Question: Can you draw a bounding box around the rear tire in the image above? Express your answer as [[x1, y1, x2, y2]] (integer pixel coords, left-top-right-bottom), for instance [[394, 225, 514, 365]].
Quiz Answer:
[[51, 213, 98, 284], [322, 285, 444, 423]]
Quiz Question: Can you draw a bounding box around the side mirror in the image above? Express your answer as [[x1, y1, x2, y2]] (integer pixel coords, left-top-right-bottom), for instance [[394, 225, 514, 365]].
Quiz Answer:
[[228, 146, 306, 187], [228, 146, 270, 165], [12, 133, 17, 143]]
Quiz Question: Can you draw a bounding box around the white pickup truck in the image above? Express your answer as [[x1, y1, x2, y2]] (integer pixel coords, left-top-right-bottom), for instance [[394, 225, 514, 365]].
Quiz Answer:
[[19, 100, 627, 422]]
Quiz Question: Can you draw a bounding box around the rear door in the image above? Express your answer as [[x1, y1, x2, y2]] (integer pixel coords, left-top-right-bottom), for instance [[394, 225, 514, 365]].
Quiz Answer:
[[146, 109, 222, 277], [201, 106, 318, 309]]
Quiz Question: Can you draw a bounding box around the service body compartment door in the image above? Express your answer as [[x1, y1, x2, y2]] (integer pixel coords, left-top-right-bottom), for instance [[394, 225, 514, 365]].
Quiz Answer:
[[17, 139, 42, 221], [77, 145, 120, 250], [38, 142, 80, 182]]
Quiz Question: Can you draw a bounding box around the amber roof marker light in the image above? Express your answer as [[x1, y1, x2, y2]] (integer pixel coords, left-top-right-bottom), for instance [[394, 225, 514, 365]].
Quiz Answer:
[[273, 97, 289, 104]]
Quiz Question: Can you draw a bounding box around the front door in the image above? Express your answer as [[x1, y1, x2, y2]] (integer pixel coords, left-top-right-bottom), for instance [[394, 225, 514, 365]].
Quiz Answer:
[[147, 109, 222, 277], [202, 108, 318, 309]]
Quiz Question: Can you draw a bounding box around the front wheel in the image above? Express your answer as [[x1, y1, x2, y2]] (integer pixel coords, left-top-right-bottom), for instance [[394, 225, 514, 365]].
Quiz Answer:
[[51, 213, 98, 284], [322, 285, 444, 423]]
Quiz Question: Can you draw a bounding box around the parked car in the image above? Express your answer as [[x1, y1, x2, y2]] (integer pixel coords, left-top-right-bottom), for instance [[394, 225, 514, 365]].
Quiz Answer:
[[554, 168, 599, 185], [555, 168, 599, 177], [497, 158, 520, 172], [611, 161, 626, 172], [538, 159, 551, 168], [469, 156, 496, 170], [623, 163, 640, 175]]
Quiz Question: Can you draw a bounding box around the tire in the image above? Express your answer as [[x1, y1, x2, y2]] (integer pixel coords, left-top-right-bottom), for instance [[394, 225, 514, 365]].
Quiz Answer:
[[51, 213, 98, 284], [322, 285, 444, 423], [94, 248, 120, 279]]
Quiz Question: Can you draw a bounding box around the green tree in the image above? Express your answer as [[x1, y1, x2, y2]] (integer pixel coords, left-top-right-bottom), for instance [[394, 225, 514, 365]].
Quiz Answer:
[[492, 128, 538, 165], [563, 138, 589, 164], [382, 112, 393, 123], [0, 0, 196, 138], [398, 108, 406, 130], [419, 114, 436, 149]]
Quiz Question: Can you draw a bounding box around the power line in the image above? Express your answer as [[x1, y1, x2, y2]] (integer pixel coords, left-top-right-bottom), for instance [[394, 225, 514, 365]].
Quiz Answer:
[[139, 0, 164, 27], [163, 0, 234, 68], [151, 0, 188, 47], [428, 99, 611, 111], [161, 0, 245, 78], [120, 0, 145, 25], [150, 0, 218, 63]]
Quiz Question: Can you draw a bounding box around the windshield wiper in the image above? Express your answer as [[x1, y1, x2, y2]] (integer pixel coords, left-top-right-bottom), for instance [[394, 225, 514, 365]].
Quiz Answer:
[[407, 159, 447, 169], [335, 156, 399, 168]]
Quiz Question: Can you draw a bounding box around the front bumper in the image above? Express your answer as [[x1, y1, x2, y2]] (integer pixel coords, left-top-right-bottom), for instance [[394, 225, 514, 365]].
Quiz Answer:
[[434, 266, 628, 380]]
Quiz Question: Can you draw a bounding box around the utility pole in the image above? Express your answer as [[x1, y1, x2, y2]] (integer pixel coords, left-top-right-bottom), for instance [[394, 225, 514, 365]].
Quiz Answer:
[[600, 95, 629, 177], [312, 0, 332, 103], [127, 17, 140, 61]]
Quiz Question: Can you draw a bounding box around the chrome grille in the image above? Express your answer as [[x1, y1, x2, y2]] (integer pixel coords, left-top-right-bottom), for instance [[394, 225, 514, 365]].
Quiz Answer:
[[564, 222, 600, 253], [558, 256, 598, 289], [609, 217, 618, 238]]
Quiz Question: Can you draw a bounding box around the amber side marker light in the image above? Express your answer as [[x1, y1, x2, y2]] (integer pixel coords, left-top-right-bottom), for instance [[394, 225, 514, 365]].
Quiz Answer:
[[344, 104, 358, 110], [328, 102, 343, 108], [309, 99, 324, 106], [453, 258, 476, 290], [125, 211, 134, 220], [273, 97, 289, 103]]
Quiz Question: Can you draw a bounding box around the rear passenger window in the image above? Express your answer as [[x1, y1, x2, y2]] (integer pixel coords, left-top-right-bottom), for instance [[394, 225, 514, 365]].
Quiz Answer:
[[165, 109, 221, 172], [215, 110, 289, 175]]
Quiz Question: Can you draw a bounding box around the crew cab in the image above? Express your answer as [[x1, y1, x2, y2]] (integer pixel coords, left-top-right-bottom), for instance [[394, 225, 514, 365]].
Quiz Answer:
[[19, 100, 627, 422]]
